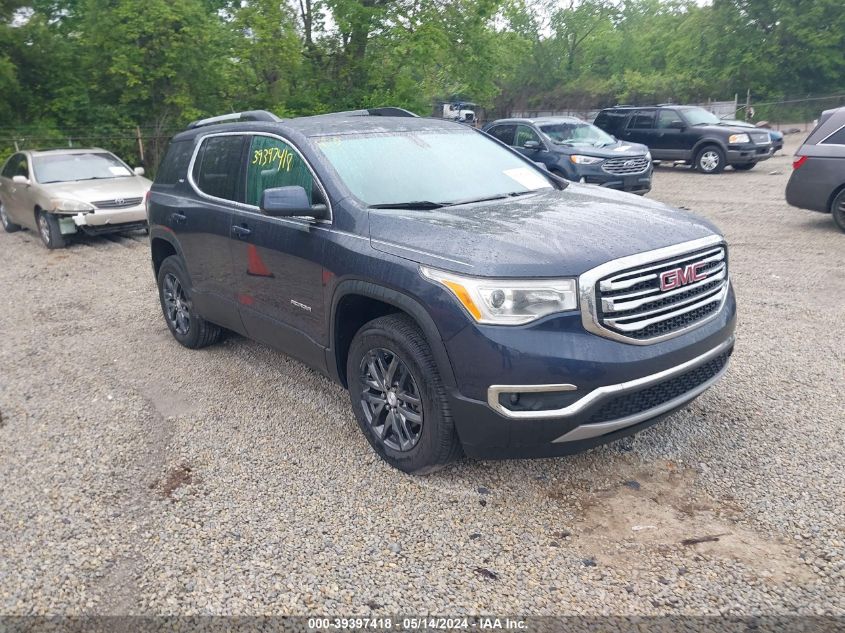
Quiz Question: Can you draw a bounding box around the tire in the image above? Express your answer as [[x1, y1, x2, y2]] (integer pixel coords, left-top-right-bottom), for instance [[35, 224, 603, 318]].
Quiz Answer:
[[36, 209, 66, 249], [733, 163, 755, 171], [832, 189, 845, 234], [347, 313, 462, 474], [695, 145, 726, 174], [156, 255, 222, 349], [0, 202, 21, 233]]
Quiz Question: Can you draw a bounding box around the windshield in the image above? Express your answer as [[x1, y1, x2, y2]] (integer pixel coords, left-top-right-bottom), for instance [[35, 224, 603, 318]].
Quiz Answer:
[[33, 152, 133, 184], [681, 107, 720, 126], [539, 122, 615, 147], [314, 129, 553, 207]]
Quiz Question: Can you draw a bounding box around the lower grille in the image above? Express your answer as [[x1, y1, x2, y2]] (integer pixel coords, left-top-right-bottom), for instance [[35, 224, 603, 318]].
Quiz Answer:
[[585, 350, 731, 424], [92, 197, 143, 209], [602, 156, 650, 175]]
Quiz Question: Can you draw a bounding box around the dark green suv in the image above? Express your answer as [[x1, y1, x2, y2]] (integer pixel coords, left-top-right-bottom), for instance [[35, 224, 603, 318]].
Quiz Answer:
[[594, 105, 774, 173]]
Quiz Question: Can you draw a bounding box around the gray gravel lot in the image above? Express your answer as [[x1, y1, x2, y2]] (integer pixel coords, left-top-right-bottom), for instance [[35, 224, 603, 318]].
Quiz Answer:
[[0, 135, 843, 616]]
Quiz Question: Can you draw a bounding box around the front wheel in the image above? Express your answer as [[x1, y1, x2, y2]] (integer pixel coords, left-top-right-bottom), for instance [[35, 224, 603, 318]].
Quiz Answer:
[[733, 163, 755, 171], [156, 255, 222, 349], [695, 146, 726, 174], [832, 190, 845, 233], [347, 314, 462, 474], [1, 202, 21, 233], [36, 210, 66, 249]]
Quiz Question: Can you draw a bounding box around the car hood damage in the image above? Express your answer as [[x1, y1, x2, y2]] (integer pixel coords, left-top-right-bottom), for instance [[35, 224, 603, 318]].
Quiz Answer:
[[42, 177, 152, 204], [369, 185, 721, 277]]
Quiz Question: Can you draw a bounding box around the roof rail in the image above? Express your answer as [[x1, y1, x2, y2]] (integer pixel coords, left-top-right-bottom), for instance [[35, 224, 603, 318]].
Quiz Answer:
[[187, 110, 282, 129], [316, 107, 419, 118], [366, 107, 418, 117]]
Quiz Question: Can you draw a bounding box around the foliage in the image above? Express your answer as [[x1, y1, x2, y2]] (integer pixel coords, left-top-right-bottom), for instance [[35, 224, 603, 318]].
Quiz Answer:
[[1, 0, 844, 168]]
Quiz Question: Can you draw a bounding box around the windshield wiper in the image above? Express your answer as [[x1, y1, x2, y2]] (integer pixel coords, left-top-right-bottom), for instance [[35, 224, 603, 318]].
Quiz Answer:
[[446, 191, 538, 207], [41, 176, 116, 184], [369, 201, 445, 210]]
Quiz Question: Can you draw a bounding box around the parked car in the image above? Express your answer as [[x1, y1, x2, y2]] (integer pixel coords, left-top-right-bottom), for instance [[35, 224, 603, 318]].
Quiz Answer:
[[148, 108, 736, 474], [594, 105, 774, 173], [483, 117, 652, 194], [0, 148, 151, 248], [785, 106, 845, 232], [719, 119, 783, 153]]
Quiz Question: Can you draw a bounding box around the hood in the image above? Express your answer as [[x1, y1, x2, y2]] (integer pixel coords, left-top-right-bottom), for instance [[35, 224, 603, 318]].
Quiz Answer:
[[41, 176, 152, 202], [548, 140, 649, 158], [369, 186, 721, 277]]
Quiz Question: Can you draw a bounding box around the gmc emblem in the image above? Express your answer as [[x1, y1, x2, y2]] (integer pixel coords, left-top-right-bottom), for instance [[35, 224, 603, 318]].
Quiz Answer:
[[660, 262, 708, 291]]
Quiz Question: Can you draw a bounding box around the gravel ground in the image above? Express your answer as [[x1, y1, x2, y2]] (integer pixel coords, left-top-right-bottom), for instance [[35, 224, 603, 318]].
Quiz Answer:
[[0, 134, 843, 616]]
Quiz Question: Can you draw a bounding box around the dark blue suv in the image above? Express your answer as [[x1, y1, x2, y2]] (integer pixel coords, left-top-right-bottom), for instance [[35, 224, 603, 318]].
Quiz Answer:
[[483, 117, 652, 194], [147, 108, 736, 474]]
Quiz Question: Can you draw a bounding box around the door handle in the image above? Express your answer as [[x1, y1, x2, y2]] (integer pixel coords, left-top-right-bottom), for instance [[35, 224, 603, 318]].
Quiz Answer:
[[170, 212, 187, 225], [231, 224, 252, 239]]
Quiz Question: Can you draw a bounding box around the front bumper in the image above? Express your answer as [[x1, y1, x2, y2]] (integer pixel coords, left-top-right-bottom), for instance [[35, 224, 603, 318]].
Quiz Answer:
[[577, 165, 653, 194], [66, 205, 148, 235], [727, 143, 773, 164], [444, 285, 736, 459]]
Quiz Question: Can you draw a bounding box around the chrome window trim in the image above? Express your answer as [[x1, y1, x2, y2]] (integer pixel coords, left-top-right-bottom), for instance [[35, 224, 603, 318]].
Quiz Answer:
[[820, 122, 845, 146], [186, 130, 333, 225], [487, 335, 733, 421], [579, 234, 728, 345]]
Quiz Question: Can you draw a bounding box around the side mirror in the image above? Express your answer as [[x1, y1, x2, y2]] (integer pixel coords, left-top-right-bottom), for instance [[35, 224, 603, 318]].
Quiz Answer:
[[668, 121, 686, 131], [523, 140, 541, 150], [134, 167, 146, 176], [260, 185, 328, 220], [12, 175, 30, 186]]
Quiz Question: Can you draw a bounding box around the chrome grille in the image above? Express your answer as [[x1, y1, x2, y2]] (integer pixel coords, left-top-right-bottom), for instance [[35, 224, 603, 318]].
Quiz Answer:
[[749, 131, 771, 145], [602, 156, 650, 175], [584, 241, 729, 343], [91, 197, 143, 210]]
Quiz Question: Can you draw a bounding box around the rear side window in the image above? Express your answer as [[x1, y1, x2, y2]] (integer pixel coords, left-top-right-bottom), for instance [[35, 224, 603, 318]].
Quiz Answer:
[[487, 124, 516, 145], [821, 125, 845, 145], [594, 111, 626, 134], [245, 135, 315, 206], [628, 110, 656, 129], [193, 135, 247, 202], [156, 140, 193, 185]]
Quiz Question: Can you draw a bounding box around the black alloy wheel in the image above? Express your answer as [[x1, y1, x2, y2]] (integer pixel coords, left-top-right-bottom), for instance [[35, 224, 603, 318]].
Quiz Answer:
[[359, 347, 424, 452]]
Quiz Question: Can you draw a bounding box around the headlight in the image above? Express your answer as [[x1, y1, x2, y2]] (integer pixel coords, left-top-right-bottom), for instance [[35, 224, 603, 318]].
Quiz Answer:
[[645, 151, 652, 161], [51, 198, 95, 212], [421, 267, 578, 325], [569, 155, 603, 165], [728, 133, 750, 144]]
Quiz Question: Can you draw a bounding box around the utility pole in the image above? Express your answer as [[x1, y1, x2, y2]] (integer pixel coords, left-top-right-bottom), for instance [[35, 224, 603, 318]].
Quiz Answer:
[[135, 126, 145, 167]]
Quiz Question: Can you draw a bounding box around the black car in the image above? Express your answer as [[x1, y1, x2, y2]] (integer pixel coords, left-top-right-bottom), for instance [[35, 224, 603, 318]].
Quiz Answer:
[[594, 105, 774, 173], [147, 108, 735, 474], [785, 106, 845, 232], [483, 117, 652, 194]]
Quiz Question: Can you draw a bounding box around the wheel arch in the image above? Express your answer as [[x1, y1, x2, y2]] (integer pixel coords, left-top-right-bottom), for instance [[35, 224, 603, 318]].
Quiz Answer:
[[149, 229, 186, 277], [827, 181, 845, 213], [691, 138, 727, 157], [328, 280, 457, 390]]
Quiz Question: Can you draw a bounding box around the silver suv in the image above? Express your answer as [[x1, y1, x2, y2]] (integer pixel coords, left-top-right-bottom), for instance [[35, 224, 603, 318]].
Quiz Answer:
[[0, 148, 151, 248]]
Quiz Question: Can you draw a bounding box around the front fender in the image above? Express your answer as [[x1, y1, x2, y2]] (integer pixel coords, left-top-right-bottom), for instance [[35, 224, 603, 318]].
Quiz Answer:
[[326, 279, 458, 390]]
